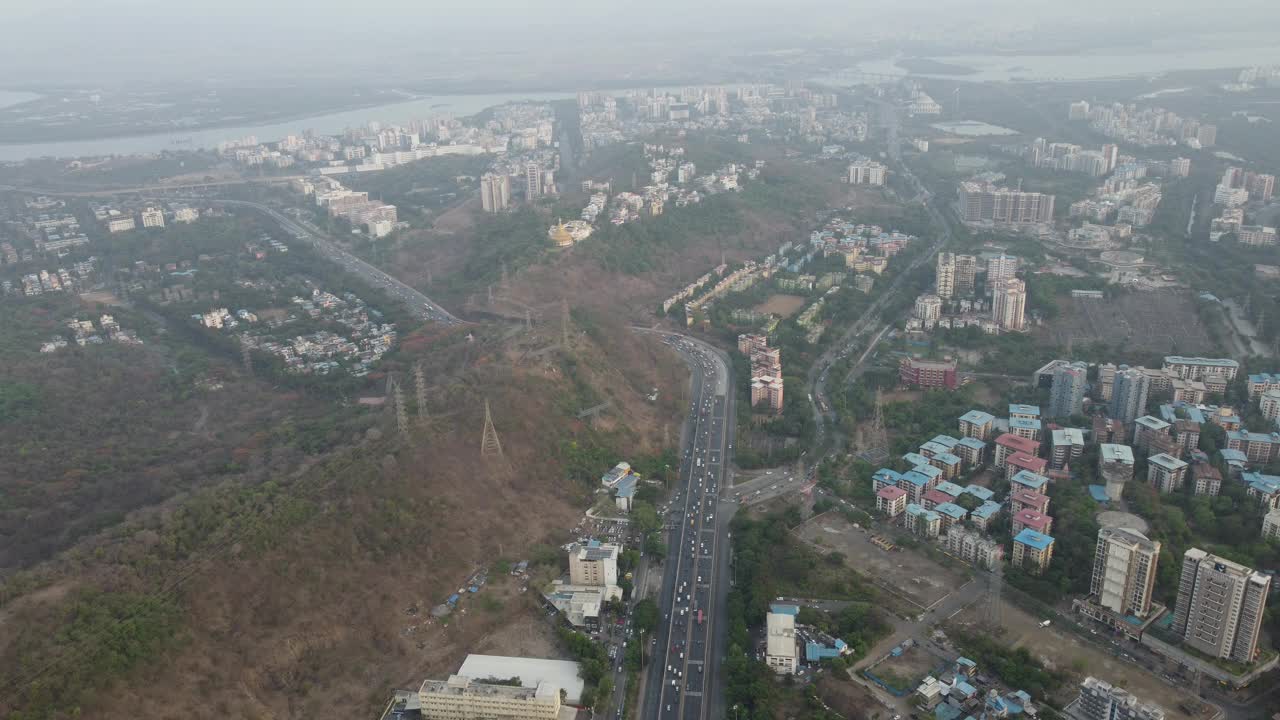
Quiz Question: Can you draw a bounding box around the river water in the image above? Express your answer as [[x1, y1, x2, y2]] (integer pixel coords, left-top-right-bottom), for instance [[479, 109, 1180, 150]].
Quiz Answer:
[[0, 90, 577, 163]]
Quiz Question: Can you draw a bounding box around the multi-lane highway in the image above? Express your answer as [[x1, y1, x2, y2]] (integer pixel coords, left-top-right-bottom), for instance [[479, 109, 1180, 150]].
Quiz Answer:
[[635, 330, 734, 720], [210, 198, 463, 325]]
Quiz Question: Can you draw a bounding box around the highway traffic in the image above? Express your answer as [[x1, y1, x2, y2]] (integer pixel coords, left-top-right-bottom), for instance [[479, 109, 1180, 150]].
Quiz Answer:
[[637, 330, 735, 720], [211, 198, 463, 326]]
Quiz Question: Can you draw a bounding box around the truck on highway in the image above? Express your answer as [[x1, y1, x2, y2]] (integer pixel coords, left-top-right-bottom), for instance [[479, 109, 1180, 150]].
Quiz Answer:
[[697, 609, 704, 625]]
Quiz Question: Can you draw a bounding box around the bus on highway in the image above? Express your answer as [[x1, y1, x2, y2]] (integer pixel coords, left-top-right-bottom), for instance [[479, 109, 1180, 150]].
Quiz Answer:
[[697, 609, 704, 624]]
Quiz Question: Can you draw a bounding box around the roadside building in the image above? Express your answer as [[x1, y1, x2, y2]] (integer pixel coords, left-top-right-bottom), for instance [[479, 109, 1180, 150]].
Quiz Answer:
[[941, 526, 1004, 570], [417, 676, 563, 720], [766, 604, 799, 674], [899, 357, 959, 390], [1072, 676, 1165, 720], [1172, 549, 1271, 663]]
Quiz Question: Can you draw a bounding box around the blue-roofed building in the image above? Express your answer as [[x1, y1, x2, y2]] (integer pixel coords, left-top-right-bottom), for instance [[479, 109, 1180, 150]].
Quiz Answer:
[[1012, 529, 1055, 572], [931, 435, 961, 449], [1243, 472, 1280, 506], [1227, 429, 1280, 464], [963, 484, 995, 502], [1011, 469, 1049, 492], [1219, 448, 1248, 476], [956, 657, 977, 675], [920, 441, 952, 459], [934, 453, 963, 479], [935, 481, 965, 498], [872, 467, 903, 493], [904, 451, 932, 468], [1248, 372, 1280, 399], [952, 680, 978, 699], [959, 410, 996, 441], [935, 703, 963, 720], [614, 475, 638, 512], [935, 502, 968, 531], [1009, 404, 1040, 420], [955, 436, 987, 468], [914, 463, 944, 482], [1008, 417, 1042, 441], [970, 501, 1002, 530], [805, 638, 848, 662], [906, 503, 942, 537], [1159, 402, 1207, 425]]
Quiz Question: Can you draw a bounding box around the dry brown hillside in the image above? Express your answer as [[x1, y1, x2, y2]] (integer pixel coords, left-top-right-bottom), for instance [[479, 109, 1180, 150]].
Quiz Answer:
[[0, 318, 686, 720]]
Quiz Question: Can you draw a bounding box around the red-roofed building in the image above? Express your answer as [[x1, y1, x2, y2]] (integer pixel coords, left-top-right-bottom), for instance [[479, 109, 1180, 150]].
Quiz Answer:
[[1010, 488, 1050, 515], [922, 488, 953, 510], [876, 486, 908, 517], [994, 433, 1041, 469], [1006, 452, 1048, 480], [1011, 508, 1054, 535], [899, 357, 959, 390]]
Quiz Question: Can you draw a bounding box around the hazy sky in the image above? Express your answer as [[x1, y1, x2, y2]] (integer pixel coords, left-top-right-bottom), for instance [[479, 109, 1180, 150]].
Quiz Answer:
[[5, 0, 1280, 87]]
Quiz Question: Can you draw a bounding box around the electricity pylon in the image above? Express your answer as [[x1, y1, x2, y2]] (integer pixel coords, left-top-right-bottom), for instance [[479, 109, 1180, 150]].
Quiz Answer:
[[480, 399, 504, 460]]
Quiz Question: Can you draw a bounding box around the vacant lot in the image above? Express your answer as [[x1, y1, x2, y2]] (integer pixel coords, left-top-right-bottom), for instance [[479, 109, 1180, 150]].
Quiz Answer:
[[1039, 291, 1215, 357], [793, 513, 970, 610], [952, 601, 1206, 720], [753, 293, 808, 318], [865, 644, 947, 693]]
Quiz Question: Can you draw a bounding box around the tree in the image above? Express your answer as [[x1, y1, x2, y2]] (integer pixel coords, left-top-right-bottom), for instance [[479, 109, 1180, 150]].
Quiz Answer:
[[633, 598, 659, 634]]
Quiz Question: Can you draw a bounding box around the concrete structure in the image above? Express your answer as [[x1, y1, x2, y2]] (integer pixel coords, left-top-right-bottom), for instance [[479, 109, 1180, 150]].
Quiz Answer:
[[524, 161, 544, 199], [545, 580, 621, 628], [992, 277, 1027, 331], [936, 253, 957, 299], [987, 253, 1019, 290], [877, 485, 908, 518], [969, 501, 1002, 531], [848, 159, 887, 186], [766, 604, 799, 674], [941, 526, 1004, 570], [954, 437, 986, 468], [1011, 469, 1050, 493], [140, 206, 165, 228], [455, 655, 584, 705], [958, 410, 995, 441], [1006, 452, 1048, 481], [1147, 453, 1189, 493], [569, 541, 619, 587], [899, 356, 958, 390], [905, 503, 942, 538], [915, 293, 944, 321], [1099, 444, 1135, 501], [1012, 528, 1055, 573], [1172, 549, 1272, 663], [1049, 362, 1088, 419], [1009, 416, 1042, 441], [1263, 508, 1280, 541], [1260, 389, 1280, 422], [1091, 527, 1160, 619], [480, 173, 512, 212], [1011, 488, 1050, 515], [418, 675, 563, 720], [1133, 416, 1171, 453], [1072, 676, 1165, 720], [955, 254, 978, 295], [1192, 463, 1222, 496], [1012, 508, 1053, 535], [1110, 366, 1150, 427], [1227, 430, 1280, 464], [1162, 356, 1239, 382]]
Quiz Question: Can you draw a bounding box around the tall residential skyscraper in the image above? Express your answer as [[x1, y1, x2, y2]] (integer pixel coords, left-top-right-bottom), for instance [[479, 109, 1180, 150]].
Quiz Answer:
[[1048, 361, 1088, 419], [1172, 549, 1271, 663], [480, 172, 511, 213], [1109, 366, 1150, 426], [955, 255, 977, 295], [1091, 527, 1160, 618], [1075, 677, 1165, 720], [524, 161, 544, 199], [986, 253, 1019, 292], [992, 277, 1027, 331], [958, 181, 1055, 224], [935, 252, 956, 298]]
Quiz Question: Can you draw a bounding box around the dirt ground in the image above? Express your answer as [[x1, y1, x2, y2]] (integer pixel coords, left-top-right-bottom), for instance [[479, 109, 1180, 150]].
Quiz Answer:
[[472, 605, 567, 659], [753, 293, 807, 318], [952, 602, 1203, 720], [793, 513, 970, 610], [1039, 290, 1215, 356], [865, 644, 948, 691], [816, 674, 889, 720]]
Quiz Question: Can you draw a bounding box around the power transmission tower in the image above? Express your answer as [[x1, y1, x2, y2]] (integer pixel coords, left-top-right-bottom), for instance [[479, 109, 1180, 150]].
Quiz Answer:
[[487, 284, 494, 305], [561, 299, 571, 347], [414, 361, 429, 424], [501, 262, 509, 287], [480, 399, 504, 460], [985, 563, 1003, 627], [241, 341, 253, 376], [393, 378, 409, 437], [525, 309, 532, 331], [866, 390, 887, 452]]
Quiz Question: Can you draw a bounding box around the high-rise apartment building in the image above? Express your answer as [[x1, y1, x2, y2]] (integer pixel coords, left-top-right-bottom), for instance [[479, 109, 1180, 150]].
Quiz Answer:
[[848, 159, 887, 186], [1172, 549, 1271, 663], [955, 255, 977, 295], [1109, 366, 1150, 426], [959, 182, 1056, 224], [992, 278, 1027, 331], [140, 207, 165, 228], [915, 294, 943, 321], [935, 253, 956, 298], [524, 162, 544, 199], [1048, 361, 1088, 419], [480, 172, 511, 213], [765, 604, 799, 674], [986, 253, 1019, 291], [1091, 527, 1160, 618], [1073, 677, 1165, 720]]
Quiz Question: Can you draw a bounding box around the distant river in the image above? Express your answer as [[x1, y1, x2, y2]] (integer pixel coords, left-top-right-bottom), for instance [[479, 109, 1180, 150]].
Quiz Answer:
[[0, 90, 579, 163], [823, 32, 1280, 84], [0, 91, 40, 110]]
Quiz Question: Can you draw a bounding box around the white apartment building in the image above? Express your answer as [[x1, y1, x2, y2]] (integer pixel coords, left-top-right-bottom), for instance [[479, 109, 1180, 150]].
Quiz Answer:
[[418, 675, 562, 720], [1172, 549, 1272, 663], [140, 207, 165, 228], [1091, 527, 1160, 618], [992, 277, 1027, 331], [765, 605, 799, 674]]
